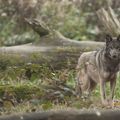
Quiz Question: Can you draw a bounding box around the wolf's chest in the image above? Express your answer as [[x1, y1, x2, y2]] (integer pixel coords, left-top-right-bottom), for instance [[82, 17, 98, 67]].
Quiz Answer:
[[102, 71, 116, 80]]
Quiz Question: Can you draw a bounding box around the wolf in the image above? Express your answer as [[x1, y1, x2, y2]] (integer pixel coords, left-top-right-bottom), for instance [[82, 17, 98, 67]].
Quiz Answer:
[[76, 35, 120, 105]]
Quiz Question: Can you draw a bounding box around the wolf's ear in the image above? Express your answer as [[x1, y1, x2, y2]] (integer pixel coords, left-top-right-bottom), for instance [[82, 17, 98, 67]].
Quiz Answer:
[[105, 34, 112, 44], [117, 35, 120, 41]]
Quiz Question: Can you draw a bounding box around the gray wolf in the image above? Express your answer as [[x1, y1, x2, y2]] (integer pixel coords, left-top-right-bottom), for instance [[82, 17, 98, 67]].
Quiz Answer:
[[76, 35, 120, 105]]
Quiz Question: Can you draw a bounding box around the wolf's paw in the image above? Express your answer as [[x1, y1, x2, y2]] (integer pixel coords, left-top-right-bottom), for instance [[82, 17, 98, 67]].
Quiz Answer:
[[102, 100, 110, 106], [102, 99, 113, 108]]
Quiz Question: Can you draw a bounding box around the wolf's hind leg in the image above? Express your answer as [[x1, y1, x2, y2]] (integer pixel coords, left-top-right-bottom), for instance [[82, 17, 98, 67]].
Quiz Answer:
[[90, 80, 97, 92], [80, 75, 91, 99], [75, 68, 94, 99], [81, 77, 97, 99]]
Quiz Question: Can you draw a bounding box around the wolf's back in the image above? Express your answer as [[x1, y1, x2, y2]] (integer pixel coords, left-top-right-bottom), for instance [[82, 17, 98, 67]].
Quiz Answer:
[[76, 51, 95, 70]]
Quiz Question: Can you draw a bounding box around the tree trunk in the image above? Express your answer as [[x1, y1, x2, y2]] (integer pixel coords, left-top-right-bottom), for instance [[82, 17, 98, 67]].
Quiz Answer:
[[0, 110, 120, 120], [97, 7, 120, 36]]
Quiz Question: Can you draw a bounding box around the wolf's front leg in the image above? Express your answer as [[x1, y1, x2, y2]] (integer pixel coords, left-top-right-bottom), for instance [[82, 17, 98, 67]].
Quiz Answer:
[[109, 78, 116, 101], [100, 79, 107, 105]]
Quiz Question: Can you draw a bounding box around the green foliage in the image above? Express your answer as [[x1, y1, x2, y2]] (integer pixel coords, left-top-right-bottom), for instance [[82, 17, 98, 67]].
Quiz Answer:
[[0, 18, 16, 41], [0, 0, 107, 46], [40, 1, 95, 40], [42, 101, 53, 110], [0, 0, 120, 45], [4, 32, 36, 46]]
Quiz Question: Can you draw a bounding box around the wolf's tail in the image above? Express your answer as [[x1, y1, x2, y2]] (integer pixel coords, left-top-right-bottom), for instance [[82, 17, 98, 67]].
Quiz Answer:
[[75, 71, 82, 97]]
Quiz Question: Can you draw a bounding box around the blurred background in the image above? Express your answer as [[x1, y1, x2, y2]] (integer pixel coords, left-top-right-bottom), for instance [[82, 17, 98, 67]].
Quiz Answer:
[[0, 0, 120, 114], [0, 0, 120, 46]]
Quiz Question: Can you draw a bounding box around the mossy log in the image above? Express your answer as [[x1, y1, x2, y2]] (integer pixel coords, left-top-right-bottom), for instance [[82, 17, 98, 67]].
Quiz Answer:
[[0, 110, 120, 120], [0, 19, 104, 69], [0, 35, 104, 69]]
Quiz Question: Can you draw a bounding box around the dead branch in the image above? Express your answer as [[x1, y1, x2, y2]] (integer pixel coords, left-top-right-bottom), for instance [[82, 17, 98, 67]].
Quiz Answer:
[[97, 7, 120, 36]]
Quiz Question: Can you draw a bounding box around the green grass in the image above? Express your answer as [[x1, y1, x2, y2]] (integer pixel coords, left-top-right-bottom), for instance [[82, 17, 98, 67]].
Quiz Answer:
[[0, 65, 120, 115]]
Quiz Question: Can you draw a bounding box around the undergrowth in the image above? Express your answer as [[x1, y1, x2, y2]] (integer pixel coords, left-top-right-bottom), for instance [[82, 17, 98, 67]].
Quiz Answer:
[[0, 63, 120, 115]]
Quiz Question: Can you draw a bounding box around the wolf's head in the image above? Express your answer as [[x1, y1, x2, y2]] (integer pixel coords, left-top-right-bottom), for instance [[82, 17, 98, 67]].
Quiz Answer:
[[105, 35, 120, 60]]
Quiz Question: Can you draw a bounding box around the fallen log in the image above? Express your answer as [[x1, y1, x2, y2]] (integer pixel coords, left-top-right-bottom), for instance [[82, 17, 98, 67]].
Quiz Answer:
[[0, 109, 120, 120], [0, 38, 104, 69], [0, 19, 104, 69]]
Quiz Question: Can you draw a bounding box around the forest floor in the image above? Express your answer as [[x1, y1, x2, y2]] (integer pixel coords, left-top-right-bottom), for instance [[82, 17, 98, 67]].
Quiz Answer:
[[0, 66, 120, 115]]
